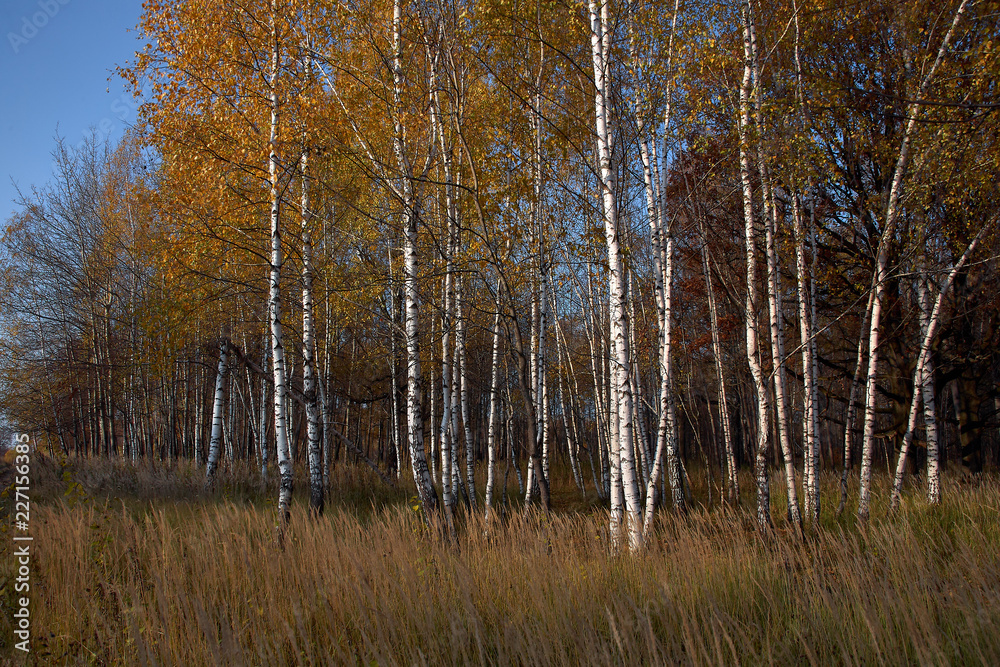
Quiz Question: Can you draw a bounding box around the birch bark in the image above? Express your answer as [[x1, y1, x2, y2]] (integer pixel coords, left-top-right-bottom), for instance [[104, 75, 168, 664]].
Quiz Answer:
[[857, 0, 968, 522], [267, 0, 293, 523], [484, 290, 502, 520], [394, 0, 437, 514], [205, 340, 229, 485], [300, 142, 323, 515], [889, 231, 983, 510], [738, 0, 771, 529], [588, 0, 642, 550], [919, 265, 941, 505]]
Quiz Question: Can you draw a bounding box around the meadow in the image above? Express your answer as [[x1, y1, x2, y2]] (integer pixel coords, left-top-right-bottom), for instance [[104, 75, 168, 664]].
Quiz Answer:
[[1, 455, 998, 665]]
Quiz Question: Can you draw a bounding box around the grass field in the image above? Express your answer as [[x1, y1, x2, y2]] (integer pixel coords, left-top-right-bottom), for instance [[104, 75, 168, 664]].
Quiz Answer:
[[1, 455, 998, 665]]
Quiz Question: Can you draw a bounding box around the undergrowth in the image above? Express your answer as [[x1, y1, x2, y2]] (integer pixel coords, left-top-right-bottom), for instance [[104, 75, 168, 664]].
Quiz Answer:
[[0, 455, 997, 665]]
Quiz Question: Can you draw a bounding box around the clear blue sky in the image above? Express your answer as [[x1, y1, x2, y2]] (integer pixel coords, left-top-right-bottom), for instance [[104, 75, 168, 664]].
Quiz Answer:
[[0, 0, 145, 221]]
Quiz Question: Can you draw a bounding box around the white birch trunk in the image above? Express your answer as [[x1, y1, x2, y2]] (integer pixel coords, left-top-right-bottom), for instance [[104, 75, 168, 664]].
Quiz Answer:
[[700, 224, 738, 503], [739, 0, 770, 529], [267, 0, 293, 522], [388, 248, 403, 478], [837, 289, 873, 515], [259, 332, 270, 484], [394, 0, 436, 514], [919, 266, 941, 505], [194, 354, 204, 466], [589, 0, 641, 550], [439, 278, 454, 509], [747, 7, 800, 528], [205, 341, 229, 485], [484, 293, 502, 520], [857, 0, 969, 522], [889, 232, 983, 510], [450, 326, 463, 506], [301, 142, 323, 515], [793, 193, 821, 524]]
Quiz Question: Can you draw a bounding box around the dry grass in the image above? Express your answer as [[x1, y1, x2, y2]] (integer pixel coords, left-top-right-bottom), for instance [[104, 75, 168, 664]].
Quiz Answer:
[[2, 456, 999, 665]]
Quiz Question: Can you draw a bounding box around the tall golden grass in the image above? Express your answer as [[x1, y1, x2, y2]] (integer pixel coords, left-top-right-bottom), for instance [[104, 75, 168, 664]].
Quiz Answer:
[[2, 457, 999, 665]]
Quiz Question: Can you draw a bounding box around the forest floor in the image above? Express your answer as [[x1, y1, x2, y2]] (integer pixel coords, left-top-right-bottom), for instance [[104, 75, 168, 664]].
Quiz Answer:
[[0, 452, 998, 665]]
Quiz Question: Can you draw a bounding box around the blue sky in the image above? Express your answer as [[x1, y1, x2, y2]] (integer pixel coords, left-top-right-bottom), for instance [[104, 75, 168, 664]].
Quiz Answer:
[[0, 0, 144, 220]]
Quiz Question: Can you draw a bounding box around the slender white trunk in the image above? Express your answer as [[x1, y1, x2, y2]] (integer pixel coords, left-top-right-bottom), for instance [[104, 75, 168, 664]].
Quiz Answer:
[[301, 144, 323, 515], [484, 291, 502, 520], [589, 0, 641, 550], [267, 0, 293, 522], [748, 8, 800, 528], [259, 332, 270, 483], [794, 193, 822, 525], [739, 0, 770, 529], [700, 222, 737, 503], [205, 341, 229, 485], [858, 0, 969, 522], [764, 178, 800, 527], [440, 277, 454, 509], [194, 354, 204, 466], [388, 248, 403, 478], [837, 289, 873, 515], [450, 339, 463, 505], [319, 361, 330, 488], [790, 0, 818, 525], [429, 318, 438, 482], [919, 265, 940, 505], [608, 336, 624, 550], [394, 0, 436, 514], [808, 211, 822, 496], [889, 232, 983, 510]]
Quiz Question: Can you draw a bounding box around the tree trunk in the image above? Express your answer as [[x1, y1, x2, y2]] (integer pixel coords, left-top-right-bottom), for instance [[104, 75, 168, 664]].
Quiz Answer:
[[394, 0, 437, 516], [889, 231, 983, 510], [589, 0, 642, 550], [857, 0, 968, 522], [205, 341, 229, 486], [268, 0, 293, 523], [738, 0, 770, 530], [484, 293, 502, 521], [301, 139, 324, 516]]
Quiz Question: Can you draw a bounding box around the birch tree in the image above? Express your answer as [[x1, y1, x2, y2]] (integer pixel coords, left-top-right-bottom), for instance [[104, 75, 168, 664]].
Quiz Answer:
[[588, 0, 642, 550], [738, 0, 771, 529], [857, 0, 969, 522], [889, 228, 986, 510], [205, 341, 230, 485]]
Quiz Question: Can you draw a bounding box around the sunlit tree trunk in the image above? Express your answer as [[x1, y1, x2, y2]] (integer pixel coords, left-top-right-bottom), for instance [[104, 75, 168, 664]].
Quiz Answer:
[[205, 340, 229, 485], [300, 142, 323, 515], [267, 0, 293, 523], [439, 272, 454, 511], [793, 193, 821, 525], [747, 8, 799, 528], [919, 264, 941, 505], [387, 248, 403, 478], [589, 0, 641, 550], [889, 232, 983, 510], [484, 290, 502, 521], [394, 0, 437, 516], [699, 220, 737, 503], [857, 0, 968, 522], [457, 282, 477, 510], [738, 0, 770, 529]]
